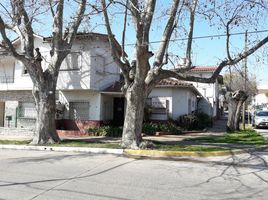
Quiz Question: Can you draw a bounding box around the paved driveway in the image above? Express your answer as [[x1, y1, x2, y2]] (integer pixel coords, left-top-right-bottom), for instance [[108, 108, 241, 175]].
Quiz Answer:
[[1, 149, 268, 200]]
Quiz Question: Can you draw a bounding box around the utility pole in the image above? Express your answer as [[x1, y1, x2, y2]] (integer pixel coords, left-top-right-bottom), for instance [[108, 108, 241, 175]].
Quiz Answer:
[[242, 30, 248, 130]]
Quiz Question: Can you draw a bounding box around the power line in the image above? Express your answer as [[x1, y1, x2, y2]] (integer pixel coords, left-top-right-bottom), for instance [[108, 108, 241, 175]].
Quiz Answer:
[[125, 29, 268, 46]]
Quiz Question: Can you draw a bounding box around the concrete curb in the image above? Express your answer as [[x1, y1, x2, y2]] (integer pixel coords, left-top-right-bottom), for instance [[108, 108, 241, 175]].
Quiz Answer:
[[0, 145, 124, 155], [1, 144, 267, 158], [124, 149, 245, 157]]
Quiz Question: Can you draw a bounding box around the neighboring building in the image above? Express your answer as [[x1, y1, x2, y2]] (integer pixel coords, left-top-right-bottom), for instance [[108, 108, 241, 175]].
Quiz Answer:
[[253, 88, 268, 110], [186, 66, 222, 118], [0, 33, 121, 131], [103, 78, 201, 122]]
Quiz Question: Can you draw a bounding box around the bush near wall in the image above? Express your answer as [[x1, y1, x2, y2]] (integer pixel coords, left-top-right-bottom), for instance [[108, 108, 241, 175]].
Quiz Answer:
[[142, 122, 182, 135], [177, 112, 212, 130], [87, 126, 123, 137], [87, 122, 182, 137]]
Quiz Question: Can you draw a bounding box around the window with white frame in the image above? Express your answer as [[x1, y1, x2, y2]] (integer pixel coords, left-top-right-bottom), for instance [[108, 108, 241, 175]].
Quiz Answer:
[[18, 102, 37, 118], [69, 102, 90, 120]]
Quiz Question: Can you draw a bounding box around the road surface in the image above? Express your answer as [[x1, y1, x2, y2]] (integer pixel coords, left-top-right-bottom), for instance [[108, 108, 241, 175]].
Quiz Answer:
[[1, 149, 268, 200]]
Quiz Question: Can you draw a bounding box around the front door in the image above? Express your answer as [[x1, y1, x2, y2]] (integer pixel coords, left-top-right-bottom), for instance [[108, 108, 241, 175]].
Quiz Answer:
[[113, 98, 125, 126]]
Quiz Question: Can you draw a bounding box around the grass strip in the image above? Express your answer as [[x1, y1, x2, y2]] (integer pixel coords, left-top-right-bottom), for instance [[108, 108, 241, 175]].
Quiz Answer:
[[186, 130, 268, 145], [156, 144, 227, 152]]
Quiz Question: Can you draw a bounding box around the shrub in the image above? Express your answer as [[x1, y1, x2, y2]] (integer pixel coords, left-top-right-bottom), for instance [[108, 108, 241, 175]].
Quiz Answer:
[[142, 122, 182, 135], [196, 112, 212, 129], [87, 126, 123, 137], [178, 114, 198, 130], [142, 122, 158, 135], [177, 112, 212, 130]]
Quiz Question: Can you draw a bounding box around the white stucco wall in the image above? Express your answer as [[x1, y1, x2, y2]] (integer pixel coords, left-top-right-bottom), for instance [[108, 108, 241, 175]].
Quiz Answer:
[[149, 87, 197, 120], [0, 35, 120, 92], [255, 93, 268, 105], [59, 90, 101, 121], [189, 71, 219, 117]]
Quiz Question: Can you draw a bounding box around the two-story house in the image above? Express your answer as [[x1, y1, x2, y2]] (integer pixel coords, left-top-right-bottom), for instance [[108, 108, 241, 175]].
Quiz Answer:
[[0, 33, 208, 136], [0, 33, 121, 132]]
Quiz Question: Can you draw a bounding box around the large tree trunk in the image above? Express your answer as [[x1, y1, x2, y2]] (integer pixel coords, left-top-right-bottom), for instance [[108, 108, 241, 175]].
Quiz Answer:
[[121, 84, 146, 149], [31, 81, 60, 144], [226, 90, 248, 132]]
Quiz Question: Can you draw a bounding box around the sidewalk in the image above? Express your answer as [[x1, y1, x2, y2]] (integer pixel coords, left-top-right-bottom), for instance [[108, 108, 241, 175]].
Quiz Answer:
[[1, 117, 267, 159]]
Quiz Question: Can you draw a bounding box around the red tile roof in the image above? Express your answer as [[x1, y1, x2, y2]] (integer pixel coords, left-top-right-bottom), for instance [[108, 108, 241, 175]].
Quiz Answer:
[[156, 78, 193, 87], [102, 79, 201, 96], [258, 89, 268, 94], [191, 66, 217, 72]]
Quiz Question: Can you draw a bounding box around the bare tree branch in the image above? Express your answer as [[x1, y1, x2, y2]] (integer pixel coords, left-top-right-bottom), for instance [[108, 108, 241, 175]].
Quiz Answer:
[[64, 0, 87, 45], [48, 0, 55, 17], [101, 0, 131, 86], [0, 16, 23, 59], [185, 0, 198, 68], [157, 34, 268, 84], [154, 0, 181, 68], [121, 0, 129, 63], [142, 0, 156, 44]]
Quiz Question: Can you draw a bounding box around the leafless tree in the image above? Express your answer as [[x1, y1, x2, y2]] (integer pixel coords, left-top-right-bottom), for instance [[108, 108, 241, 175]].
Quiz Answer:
[[223, 71, 257, 131], [0, 0, 87, 144], [101, 0, 268, 149]]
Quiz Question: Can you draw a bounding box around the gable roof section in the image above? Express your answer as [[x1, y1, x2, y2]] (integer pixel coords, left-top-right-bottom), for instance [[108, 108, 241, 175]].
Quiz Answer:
[[102, 78, 202, 96], [156, 78, 193, 87]]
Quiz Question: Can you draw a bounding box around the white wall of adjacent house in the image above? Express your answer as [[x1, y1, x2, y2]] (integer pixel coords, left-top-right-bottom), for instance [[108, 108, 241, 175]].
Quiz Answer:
[[189, 71, 218, 117], [0, 35, 120, 91], [172, 88, 197, 119], [148, 87, 197, 120], [255, 93, 268, 106]]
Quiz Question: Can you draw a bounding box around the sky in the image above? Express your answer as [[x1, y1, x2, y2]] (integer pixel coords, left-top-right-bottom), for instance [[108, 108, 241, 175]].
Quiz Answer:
[[1, 0, 268, 88], [85, 1, 268, 88]]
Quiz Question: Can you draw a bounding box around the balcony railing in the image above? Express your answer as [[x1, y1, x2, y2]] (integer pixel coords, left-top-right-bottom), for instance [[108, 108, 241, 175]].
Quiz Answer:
[[0, 76, 14, 83]]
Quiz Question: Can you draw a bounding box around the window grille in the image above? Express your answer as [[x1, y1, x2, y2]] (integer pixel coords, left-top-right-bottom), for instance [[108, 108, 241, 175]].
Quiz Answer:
[[69, 102, 90, 120], [18, 102, 37, 118]]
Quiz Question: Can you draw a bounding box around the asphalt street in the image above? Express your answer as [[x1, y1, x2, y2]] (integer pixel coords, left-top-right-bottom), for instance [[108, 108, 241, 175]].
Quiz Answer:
[[1, 148, 268, 200]]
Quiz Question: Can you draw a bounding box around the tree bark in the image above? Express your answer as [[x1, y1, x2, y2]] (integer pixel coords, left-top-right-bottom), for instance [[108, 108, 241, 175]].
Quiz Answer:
[[226, 90, 248, 132], [121, 84, 146, 149], [31, 81, 60, 144]]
